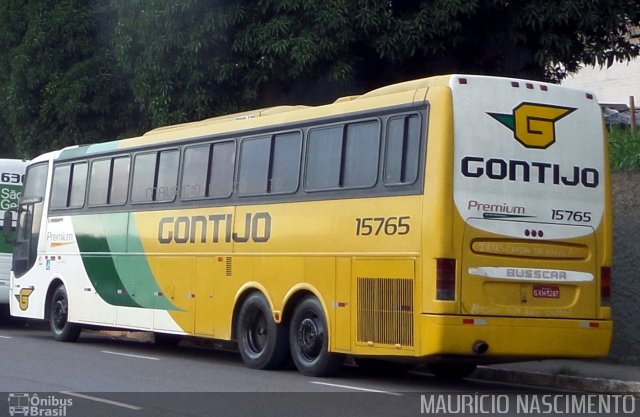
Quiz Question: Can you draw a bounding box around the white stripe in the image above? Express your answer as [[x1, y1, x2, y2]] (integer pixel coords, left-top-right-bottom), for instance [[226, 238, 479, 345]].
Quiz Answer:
[[0, 335, 12, 339], [61, 391, 142, 410], [101, 350, 160, 361], [468, 267, 593, 282], [310, 381, 402, 396]]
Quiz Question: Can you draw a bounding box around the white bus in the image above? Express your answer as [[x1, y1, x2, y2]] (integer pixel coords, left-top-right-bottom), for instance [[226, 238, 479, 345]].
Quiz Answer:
[[0, 159, 27, 305]]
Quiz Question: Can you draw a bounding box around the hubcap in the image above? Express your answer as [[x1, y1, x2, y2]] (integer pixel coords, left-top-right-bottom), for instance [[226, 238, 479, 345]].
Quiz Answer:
[[246, 312, 268, 355], [297, 316, 323, 360], [53, 298, 67, 331]]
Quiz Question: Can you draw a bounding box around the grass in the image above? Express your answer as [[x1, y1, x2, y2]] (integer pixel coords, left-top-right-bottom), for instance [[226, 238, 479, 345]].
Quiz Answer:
[[608, 126, 640, 171]]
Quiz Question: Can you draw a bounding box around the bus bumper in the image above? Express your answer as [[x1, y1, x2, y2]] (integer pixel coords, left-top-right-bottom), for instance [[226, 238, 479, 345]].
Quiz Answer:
[[419, 314, 613, 359]]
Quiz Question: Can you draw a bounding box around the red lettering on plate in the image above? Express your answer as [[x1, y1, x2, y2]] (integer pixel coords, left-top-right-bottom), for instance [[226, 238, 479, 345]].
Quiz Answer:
[[533, 285, 560, 299]]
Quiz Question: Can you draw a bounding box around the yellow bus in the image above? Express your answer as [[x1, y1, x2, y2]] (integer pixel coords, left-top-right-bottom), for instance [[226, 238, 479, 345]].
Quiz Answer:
[[6, 74, 612, 377]]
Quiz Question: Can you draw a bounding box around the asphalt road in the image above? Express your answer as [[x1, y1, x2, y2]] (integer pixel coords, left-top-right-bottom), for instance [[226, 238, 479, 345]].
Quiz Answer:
[[0, 318, 636, 417]]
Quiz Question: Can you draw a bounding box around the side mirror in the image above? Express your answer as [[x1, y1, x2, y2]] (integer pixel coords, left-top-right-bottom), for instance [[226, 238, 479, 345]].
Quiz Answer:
[[2, 210, 15, 243]]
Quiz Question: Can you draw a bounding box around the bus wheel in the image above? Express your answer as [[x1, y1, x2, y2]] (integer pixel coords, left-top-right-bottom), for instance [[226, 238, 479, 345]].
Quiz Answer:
[[289, 296, 343, 377], [426, 363, 477, 380], [237, 292, 289, 370], [49, 285, 81, 342]]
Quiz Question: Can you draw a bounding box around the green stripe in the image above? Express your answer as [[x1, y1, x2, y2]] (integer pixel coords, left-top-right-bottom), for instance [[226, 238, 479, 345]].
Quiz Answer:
[[72, 213, 177, 310], [73, 214, 139, 307], [123, 215, 177, 310]]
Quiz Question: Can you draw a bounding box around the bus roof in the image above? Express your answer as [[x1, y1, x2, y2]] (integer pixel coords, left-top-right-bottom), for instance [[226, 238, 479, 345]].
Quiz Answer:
[[54, 74, 595, 162]]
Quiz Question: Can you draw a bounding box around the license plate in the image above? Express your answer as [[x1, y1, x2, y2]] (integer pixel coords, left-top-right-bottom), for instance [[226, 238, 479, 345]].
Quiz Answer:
[[533, 285, 560, 299]]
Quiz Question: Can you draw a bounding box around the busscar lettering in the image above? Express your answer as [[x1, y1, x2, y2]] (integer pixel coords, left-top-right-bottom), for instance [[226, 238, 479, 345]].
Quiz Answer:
[[461, 156, 599, 188], [158, 212, 271, 244], [507, 268, 567, 280]]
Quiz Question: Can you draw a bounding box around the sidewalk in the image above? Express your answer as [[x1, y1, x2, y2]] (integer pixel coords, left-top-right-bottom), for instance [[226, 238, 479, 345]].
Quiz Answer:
[[472, 359, 640, 393]]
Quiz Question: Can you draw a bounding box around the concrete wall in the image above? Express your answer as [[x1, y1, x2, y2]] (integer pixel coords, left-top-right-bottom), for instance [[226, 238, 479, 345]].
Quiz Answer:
[[611, 171, 640, 364], [562, 58, 640, 105]]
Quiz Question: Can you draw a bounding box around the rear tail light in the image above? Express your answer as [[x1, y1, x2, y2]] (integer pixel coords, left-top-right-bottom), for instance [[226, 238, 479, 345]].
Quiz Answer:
[[601, 266, 611, 306], [436, 258, 456, 300]]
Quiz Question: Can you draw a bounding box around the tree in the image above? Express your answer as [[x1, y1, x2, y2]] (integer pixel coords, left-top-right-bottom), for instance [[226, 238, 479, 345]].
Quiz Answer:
[[1, 0, 137, 158], [2, 0, 639, 156], [113, 0, 640, 126]]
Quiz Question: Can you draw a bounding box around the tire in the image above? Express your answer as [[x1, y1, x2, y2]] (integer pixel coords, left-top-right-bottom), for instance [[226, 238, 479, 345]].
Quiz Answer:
[[49, 285, 81, 342], [426, 363, 477, 380], [236, 292, 289, 370], [354, 358, 415, 375], [289, 296, 344, 377]]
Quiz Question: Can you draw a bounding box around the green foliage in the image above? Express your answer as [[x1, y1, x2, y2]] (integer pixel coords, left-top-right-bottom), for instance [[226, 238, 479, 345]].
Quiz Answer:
[[609, 127, 640, 171], [0, 0, 639, 157], [0, 0, 136, 157]]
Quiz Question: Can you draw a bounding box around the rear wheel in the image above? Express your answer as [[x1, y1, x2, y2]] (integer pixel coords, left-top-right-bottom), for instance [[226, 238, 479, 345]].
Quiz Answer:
[[49, 285, 81, 342], [426, 363, 477, 380], [237, 292, 289, 370], [289, 296, 343, 377]]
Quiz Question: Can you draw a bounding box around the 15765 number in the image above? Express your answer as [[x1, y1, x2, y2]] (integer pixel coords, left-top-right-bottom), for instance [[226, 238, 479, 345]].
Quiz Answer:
[[355, 216, 411, 236], [551, 209, 592, 223]]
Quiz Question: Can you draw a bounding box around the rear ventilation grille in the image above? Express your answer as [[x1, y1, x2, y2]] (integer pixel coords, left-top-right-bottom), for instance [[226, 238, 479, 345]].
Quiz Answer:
[[357, 277, 414, 347]]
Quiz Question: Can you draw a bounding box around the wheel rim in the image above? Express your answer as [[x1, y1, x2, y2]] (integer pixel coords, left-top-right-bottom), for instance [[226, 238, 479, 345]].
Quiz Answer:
[[52, 297, 68, 332], [296, 315, 324, 361], [245, 309, 268, 355]]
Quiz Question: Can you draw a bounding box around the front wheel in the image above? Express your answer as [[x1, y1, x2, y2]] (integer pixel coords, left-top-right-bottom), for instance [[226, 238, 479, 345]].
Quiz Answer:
[[289, 296, 344, 377], [49, 285, 81, 342]]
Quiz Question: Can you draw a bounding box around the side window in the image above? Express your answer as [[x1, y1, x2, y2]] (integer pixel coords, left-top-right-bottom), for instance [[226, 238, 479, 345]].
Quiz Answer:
[[50, 165, 71, 208], [384, 114, 422, 185], [305, 120, 380, 191], [209, 141, 235, 198], [88, 159, 110, 205], [50, 162, 87, 209], [181, 140, 236, 200], [110, 156, 131, 205], [238, 132, 302, 196], [88, 156, 131, 206], [69, 162, 88, 207], [343, 122, 380, 188], [131, 150, 179, 204]]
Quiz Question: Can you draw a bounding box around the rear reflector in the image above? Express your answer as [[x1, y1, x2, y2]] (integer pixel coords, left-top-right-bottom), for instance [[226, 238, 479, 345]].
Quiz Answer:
[[601, 266, 611, 306], [436, 258, 456, 300]]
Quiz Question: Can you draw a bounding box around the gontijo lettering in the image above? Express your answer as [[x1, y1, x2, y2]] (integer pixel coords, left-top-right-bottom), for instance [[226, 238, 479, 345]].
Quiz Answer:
[[461, 156, 599, 188], [158, 212, 271, 244]]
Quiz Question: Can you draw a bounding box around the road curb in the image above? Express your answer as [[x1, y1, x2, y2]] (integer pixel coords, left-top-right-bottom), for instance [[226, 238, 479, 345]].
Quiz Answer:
[[473, 366, 640, 394]]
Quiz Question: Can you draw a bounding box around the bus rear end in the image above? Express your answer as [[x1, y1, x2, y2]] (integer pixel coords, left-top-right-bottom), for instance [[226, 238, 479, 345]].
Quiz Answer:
[[424, 75, 612, 362]]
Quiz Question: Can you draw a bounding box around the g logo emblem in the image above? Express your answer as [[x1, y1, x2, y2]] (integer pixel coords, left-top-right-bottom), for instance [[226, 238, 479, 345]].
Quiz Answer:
[[15, 287, 34, 311], [489, 103, 576, 149]]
